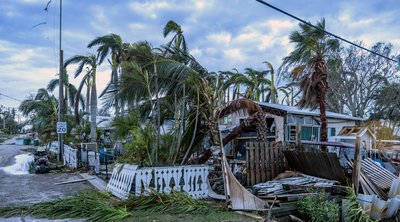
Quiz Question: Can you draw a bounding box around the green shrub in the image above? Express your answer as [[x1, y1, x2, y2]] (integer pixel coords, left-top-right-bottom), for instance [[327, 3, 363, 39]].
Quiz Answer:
[[298, 191, 339, 222]]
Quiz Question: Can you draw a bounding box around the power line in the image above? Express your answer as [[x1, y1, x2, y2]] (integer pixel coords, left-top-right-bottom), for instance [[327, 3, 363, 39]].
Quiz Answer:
[[255, 0, 398, 63], [0, 93, 22, 102]]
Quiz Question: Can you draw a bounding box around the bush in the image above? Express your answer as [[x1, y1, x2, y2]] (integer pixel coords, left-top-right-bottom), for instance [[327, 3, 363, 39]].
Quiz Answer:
[[298, 191, 339, 222]]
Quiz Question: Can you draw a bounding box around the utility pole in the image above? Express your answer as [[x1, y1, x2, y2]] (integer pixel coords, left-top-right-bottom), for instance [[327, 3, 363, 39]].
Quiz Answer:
[[58, 0, 64, 161]]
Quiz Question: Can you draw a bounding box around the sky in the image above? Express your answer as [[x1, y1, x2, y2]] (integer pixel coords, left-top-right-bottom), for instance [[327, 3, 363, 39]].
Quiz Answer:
[[0, 0, 399, 110]]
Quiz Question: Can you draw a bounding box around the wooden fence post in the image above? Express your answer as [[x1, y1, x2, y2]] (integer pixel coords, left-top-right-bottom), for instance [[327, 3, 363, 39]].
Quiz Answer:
[[352, 136, 361, 194]]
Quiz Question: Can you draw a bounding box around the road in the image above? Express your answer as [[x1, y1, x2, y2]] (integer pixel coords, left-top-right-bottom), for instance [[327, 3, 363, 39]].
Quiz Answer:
[[0, 137, 89, 221]]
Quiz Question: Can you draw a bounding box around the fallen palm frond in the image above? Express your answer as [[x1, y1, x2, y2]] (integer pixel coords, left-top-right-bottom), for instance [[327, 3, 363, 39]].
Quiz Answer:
[[0, 189, 223, 221], [123, 189, 220, 214], [345, 187, 377, 222], [0, 189, 131, 222]]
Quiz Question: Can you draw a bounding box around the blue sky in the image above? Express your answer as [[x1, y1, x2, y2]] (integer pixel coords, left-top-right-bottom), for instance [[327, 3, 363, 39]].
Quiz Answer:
[[0, 0, 399, 109]]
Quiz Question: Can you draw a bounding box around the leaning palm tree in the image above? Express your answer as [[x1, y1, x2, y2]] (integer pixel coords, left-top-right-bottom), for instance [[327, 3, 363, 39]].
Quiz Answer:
[[88, 33, 123, 115], [64, 54, 102, 142], [163, 20, 187, 58], [281, 19, 340, 150]]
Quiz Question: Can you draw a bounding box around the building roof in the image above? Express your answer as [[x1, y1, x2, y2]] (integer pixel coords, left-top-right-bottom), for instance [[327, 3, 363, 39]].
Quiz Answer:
[[338, 126, 376, 139], [257, 102, 365, 121]]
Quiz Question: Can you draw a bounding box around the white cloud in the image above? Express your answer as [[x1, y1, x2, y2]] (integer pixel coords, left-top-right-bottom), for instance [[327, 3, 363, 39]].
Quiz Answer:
[[190, 48, 202, 58], [129, 1, 171, 19], [206, 32, 232, 46]]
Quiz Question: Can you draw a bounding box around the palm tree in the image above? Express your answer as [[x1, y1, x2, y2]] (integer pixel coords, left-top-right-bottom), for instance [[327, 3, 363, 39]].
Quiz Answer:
[[19, 88, 59, 140], [282, 19, 340, 150], [162, 20, 187, 59], [224, 68, 270, 101], [64, 54, 102, 142], [47, 68, 84, 114], [87, 34, 123, 115]]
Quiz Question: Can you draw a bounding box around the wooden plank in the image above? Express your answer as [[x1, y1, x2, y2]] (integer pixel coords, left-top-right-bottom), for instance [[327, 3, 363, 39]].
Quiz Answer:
[[54, 177, 95, 185], [260, 143, 266, 182], [274, 145, 280, 177], [250, 143, 255, 186], [254, 143, 261, 184], [271, 143, 275, 180], [266, 142, 272, 181], [246, 143, 250, 186]]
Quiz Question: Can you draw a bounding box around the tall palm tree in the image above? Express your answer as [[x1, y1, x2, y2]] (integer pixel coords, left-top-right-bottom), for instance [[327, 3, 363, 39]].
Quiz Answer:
[[282, 19, 340, 150], [64, 54, 101, 142], [87, 34, 123, 115]]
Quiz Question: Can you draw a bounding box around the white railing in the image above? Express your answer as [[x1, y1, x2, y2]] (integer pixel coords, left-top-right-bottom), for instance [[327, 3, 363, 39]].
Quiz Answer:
[[107, 164, 210, 199]]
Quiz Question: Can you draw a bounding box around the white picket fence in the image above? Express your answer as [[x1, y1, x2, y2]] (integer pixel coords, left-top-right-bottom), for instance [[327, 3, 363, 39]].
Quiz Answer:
[[63, 144, 78, 168], [106, 164, 210, 199]]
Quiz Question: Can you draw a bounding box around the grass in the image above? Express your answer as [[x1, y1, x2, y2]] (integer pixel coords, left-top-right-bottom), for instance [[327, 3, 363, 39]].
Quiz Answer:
[[124, 210, 253, 222], [0, 189, 255, 222]]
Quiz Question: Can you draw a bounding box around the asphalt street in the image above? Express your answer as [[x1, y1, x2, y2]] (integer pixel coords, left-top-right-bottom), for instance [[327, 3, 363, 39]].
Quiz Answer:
[[0, 137, 89, 221]]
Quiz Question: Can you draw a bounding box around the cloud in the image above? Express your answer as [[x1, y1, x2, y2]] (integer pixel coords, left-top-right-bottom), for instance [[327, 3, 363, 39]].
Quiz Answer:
[[207, 32, 232, 46], [129, 1, 172, 19]]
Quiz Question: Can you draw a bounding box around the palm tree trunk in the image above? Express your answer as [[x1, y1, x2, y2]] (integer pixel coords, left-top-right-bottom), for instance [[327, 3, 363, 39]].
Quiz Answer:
[[154, 61, 160, 166], [90, 70, 97, 143], [112, 65, 120, 116], [86, 81, 90, 122], [318, 90, 328, 151], [255, 112, 268, 141], [271, 72, 276, 103]]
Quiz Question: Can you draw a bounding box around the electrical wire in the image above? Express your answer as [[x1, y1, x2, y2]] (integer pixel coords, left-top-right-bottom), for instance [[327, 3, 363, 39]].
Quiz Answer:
[[0, 93, 22, 102], [255, 0, 398, 63]]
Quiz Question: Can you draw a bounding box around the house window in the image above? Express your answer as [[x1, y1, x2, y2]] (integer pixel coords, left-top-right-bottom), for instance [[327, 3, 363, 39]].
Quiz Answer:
[[301, 126, 320, 141], [301, 126, 312, 140], [330, 128, 336, 137]]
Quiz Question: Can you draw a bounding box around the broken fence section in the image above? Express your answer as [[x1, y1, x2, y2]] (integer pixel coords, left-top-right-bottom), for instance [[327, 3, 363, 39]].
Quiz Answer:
[[246, 142, 288, 186], [284, 150, 348, 184], [106, 164, 210, 200]]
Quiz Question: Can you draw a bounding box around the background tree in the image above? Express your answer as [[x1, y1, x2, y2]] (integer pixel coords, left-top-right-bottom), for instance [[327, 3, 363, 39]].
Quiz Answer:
[[370, 82, 400, 137], [327, 42, 399, 117]]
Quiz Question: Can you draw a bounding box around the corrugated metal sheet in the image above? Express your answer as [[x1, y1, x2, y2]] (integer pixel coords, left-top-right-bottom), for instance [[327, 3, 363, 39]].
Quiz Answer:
[[283, 151, 347, 184]]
